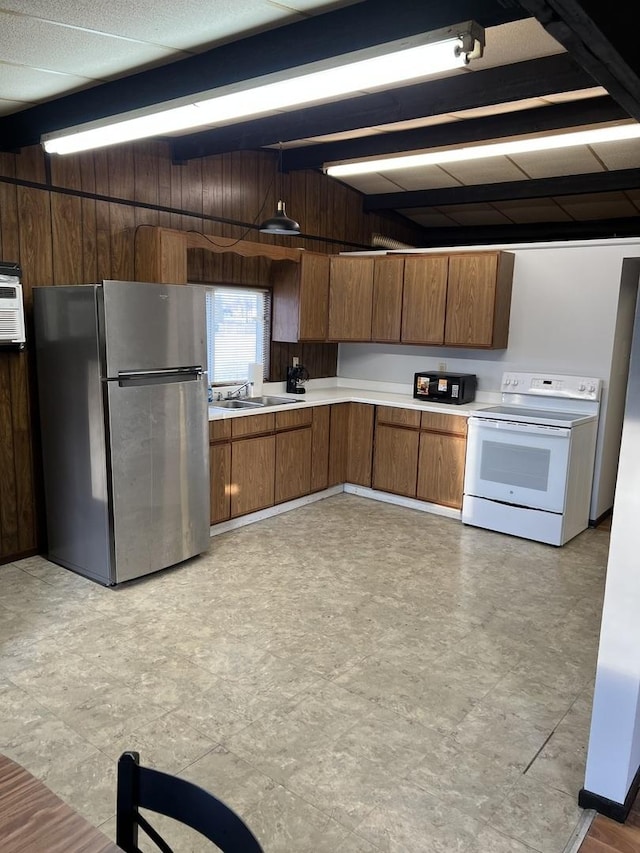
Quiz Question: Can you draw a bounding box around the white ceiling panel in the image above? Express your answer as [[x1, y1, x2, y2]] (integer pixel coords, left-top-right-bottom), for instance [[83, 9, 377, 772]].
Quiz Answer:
[[0, 97, 29, 116], [372, 115, 461, 134], [0, 11, 181, 79], [541, 86, 607, 103], [510, 145, 605, 178], [436, 203, 513, 225], [400, 210, 459, 227], [451, 97, 549, 121], [470, 18, 565, 72], [492, 198, 573, 222], [0, 62, 93, 102], [0, 1, 315, 51], [440, 156, 528, 185], [340, 173, 407, 194], [555, 192, 639, 220], [381, 165, 461, 191], [589, 139, 640, 170]]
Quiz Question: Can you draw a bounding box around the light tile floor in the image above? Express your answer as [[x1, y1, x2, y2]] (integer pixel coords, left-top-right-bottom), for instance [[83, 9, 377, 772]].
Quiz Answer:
[[0, 494, 609, 852]]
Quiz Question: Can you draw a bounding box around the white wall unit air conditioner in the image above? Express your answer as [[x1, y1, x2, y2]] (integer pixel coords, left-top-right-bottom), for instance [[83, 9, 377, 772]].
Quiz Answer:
[[0, 268, 26, 346]]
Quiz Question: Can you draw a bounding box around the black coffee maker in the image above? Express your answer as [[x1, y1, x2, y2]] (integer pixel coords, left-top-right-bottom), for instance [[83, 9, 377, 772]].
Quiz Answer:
[[286, 363, 309, 394]]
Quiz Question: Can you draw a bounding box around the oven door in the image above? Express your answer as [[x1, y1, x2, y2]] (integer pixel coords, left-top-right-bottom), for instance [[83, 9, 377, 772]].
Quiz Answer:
[[464, 418, 572, 512]]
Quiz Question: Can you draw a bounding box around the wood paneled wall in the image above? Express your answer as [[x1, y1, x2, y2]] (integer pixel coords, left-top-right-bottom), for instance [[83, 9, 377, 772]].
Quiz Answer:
[[0, 141, 423, 564]]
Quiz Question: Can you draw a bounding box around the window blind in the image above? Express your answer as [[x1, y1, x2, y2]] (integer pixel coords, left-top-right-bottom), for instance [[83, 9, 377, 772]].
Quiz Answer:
[[205, 286, 271, 383]]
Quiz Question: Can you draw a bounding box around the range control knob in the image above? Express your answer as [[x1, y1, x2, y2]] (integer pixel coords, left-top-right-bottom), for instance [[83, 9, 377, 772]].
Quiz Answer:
[[512, 379, 519, 387], [589, 384, 596, 393], [579, 383, 586, 391], [504, 378, 511, 385]]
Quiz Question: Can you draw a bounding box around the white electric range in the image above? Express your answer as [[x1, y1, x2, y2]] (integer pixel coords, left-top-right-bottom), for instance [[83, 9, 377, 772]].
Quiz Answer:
[[462, 372, 601, 546]]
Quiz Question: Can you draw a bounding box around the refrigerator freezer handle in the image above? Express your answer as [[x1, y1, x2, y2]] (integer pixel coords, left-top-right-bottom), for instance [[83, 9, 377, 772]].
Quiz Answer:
[[115, 366, 204, 387]]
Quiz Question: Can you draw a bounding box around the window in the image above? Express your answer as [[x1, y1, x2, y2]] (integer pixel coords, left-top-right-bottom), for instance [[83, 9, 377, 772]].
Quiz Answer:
[[205, 286, 271, 383]]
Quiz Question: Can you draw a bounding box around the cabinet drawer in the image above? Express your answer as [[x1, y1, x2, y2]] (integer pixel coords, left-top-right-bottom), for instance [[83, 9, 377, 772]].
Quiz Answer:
[[209, 419, 232, 442], [231, 413, 275, 438], [420, 412, 468, 435], [275, 407, 313, 431], [376, 406, 421, 429]]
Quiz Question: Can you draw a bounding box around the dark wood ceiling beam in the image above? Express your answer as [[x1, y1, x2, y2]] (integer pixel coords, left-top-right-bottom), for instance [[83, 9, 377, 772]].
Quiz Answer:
[[171, 53, 593, 162], [0, 0, 527, 151], [283, 95, 623, 171], [410, 215, 640, 247], [517, 0, 640, 120], [364, 166, 640, 210]]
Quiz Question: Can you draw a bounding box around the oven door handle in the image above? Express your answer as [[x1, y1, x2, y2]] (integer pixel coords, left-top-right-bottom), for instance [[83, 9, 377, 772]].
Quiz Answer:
[[470, 418, 571, 438]]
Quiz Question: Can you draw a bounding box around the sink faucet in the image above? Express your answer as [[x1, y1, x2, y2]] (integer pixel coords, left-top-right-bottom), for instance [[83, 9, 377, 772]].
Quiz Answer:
[[227, 381, 253, 399]]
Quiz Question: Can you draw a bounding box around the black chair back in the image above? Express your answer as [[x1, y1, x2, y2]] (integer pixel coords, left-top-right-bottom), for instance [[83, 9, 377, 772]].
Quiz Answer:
[[116, 751, 264, 853]]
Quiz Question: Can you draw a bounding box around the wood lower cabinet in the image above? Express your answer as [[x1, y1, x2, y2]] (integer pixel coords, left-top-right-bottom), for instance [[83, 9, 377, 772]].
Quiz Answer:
[[347, 402, 374, 486], [311, 405, 330, 492], [328, 403, 349, 485], [230, 435, 275, 517], [209, 443, 231, 524], [372, 424, 419, 497], [417, 432, 467, 509], [328, 257, 374, 341], [275, 427, 312, 503]]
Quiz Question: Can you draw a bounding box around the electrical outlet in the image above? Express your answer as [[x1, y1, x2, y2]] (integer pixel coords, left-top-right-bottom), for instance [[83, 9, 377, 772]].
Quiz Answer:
[[439, 361, 447, 372], [292, 356, 299, 367]]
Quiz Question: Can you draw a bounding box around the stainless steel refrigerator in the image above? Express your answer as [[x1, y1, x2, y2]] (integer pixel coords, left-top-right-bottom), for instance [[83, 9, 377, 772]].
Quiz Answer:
[[34, 280, 210, 585]]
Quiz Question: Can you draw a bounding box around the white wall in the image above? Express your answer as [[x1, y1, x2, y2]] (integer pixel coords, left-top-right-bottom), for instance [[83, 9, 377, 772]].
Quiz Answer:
[[338, 239, 640, 519], [584, 287, 640, 804]]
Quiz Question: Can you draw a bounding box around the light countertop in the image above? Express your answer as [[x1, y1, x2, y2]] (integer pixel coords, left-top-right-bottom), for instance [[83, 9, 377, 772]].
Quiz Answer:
[[208, 382, 494, 421]]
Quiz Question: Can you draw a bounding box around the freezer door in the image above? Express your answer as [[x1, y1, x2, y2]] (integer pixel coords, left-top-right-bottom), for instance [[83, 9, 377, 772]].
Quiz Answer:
[[101, 281, 206, 376], [106, 371, 210, 582]]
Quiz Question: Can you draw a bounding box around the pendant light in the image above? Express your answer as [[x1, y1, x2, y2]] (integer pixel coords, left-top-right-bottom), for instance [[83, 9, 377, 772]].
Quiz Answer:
[[260, 146, 300, 236]]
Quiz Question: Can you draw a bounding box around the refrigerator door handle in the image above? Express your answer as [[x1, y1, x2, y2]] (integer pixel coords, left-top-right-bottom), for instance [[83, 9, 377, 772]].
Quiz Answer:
[[115, 366, 204, 387]]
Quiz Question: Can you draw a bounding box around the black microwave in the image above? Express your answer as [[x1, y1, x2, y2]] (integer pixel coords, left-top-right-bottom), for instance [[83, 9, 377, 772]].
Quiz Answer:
[[413, 372, 477, 405]]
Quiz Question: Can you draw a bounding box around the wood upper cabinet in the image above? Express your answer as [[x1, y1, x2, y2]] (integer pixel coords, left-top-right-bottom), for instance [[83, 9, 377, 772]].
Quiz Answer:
[[372, 424, 419, 498], [328, 257, 374, 341], [271, 252, 330, 342], [444, 252, 515, 348], [401, 256, 448, 344], [371, 257, 404, 342], [230, 435, 275, 517], [311, 405, 330, 492]]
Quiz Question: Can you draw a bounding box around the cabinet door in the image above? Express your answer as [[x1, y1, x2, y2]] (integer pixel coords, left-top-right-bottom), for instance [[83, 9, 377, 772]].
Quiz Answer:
[[417, 432, 467, 509], [311, 405, 330, 492], [372, 257, 404, 342], [347, 403, 374, 487], [401, 256, 448, 344], [299, 253, 330, 341], [275, 428, 312, 504], [230, 435, 275, 517], [328, 257, 374, 341], [328, 403, 349, 486], [372, 425, 419, 497], [445, 252, 514, 348], [210, 443, 231, 524]]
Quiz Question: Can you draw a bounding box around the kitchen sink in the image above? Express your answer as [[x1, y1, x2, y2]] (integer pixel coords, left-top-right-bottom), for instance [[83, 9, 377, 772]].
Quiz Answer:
[[246, 396, 302, 406], [211, 399, 264, 409], [210, 396, 302, 410]]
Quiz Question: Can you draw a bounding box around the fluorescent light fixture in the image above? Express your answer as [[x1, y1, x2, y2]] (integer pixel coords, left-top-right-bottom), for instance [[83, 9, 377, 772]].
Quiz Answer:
[[42, 22, 484, 155], [325, 123, 640, 176]]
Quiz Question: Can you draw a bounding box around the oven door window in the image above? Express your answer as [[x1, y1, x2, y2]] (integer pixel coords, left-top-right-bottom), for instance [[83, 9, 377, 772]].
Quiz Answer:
[[465, 420, 571, 512]]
